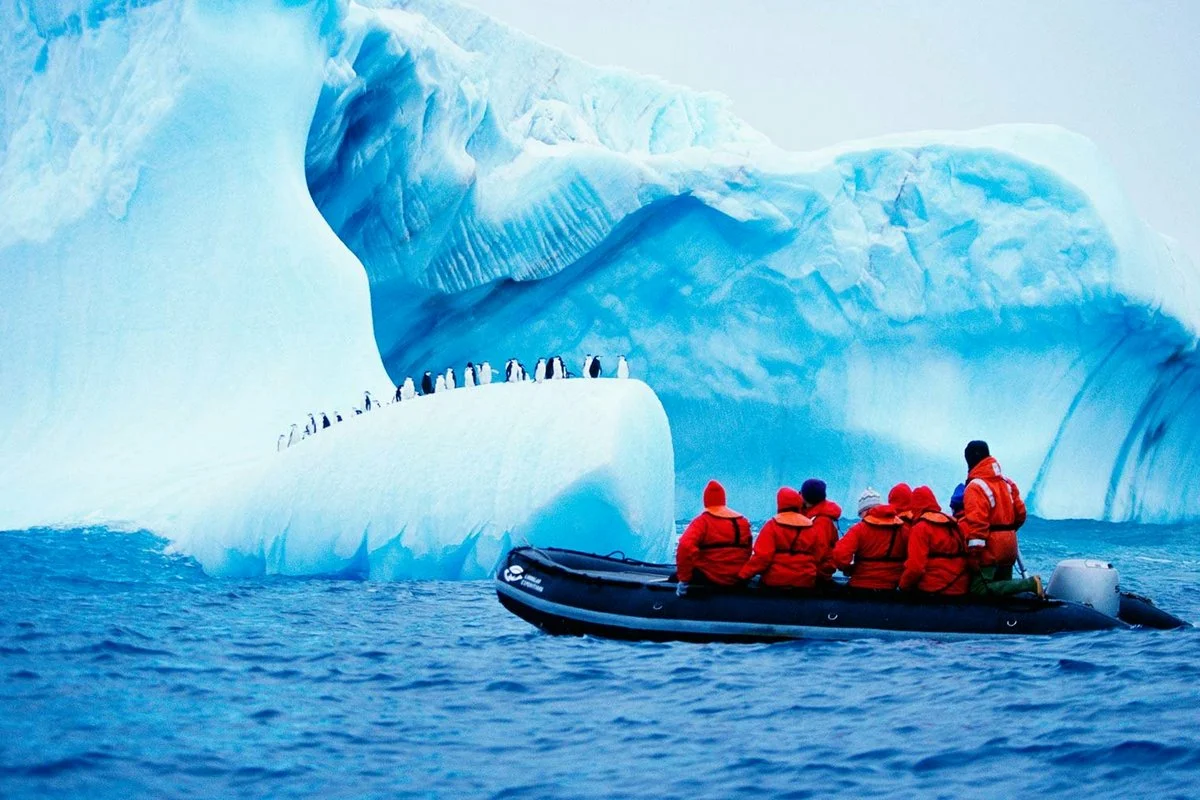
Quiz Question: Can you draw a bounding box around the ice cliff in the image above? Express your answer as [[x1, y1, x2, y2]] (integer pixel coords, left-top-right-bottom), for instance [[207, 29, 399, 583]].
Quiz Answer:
[[306, 0, 1200, 523], [2, 0, 1198, 565]]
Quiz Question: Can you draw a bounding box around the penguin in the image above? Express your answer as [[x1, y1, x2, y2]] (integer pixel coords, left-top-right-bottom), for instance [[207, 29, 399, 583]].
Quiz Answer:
[[464, 362, 477, 388], [402, 377, 416, 400], [322, 413, 331, 429], [589, 355, 602, 378], [435, 374, 447, 393], [422, 371, 434, 395], [480, 361, 493, 385], [336, 413, 343, 422], [552, 355, 566, 379], [277, 434, 286, 452], [518, 361, 529, 381], [445, 367, 456, 390], [354, 407, 362, 415], [534, 358, 547, 382], [308, 413, 317, 433], [616, 355, 629, 379], [582, 355, 593, 378], [394, 384, 403, 403], [287, 424, 299, 446], [364, 391, 373, 411]]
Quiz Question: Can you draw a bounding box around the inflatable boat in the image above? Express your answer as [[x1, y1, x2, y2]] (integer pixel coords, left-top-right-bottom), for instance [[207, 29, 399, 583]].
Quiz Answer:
[[495, 547, 1189, 642]]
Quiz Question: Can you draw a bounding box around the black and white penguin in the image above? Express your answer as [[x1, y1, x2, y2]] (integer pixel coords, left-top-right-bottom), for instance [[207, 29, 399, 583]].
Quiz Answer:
[[308, 413, 317, 434], [589, 356, 602, 378], [552, 356, 567, 379], [518, 361, 528, 381], [287, 424, 299, 447], [364, 391, 373, 411], [435, 374, 447, 393], [505, 359, 517, 383], [277, 434, 286, 452], [445, 367, 456, 390], [336, 413, 343, 422], [402, 377, 416, 400], [422, 371, 434, 395], [395, 384, 403, 403], [322, 413, 331, 429], [464, 362, 477, 388], [616, 355, 629, 379], [480, 361, 493, 385], [354, 407, 362, 415], [582, 355, 593, 378], [534, 358, 547, 382]]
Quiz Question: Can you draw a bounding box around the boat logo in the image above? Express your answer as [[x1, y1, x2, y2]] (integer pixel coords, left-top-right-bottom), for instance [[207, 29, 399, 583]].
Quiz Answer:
[[503, 565, 525, 583]]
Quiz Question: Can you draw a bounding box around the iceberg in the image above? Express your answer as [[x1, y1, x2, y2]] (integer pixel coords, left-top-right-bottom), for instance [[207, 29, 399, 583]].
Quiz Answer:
[[171, 379, 675, 578], [2, 0, 1199, 581], [307, 0, 1200, 523]]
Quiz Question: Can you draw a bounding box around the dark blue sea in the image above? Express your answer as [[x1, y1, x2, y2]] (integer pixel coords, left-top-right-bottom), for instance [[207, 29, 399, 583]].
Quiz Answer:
[[3, 520, 1200, 799]]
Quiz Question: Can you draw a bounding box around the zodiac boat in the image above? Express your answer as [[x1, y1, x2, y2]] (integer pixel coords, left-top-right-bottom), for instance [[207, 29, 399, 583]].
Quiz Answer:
[[495, 547, 1189, 642]]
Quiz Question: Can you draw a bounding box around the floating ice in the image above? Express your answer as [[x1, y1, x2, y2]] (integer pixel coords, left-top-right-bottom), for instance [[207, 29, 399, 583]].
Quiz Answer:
[[171, 379, 675, 578]]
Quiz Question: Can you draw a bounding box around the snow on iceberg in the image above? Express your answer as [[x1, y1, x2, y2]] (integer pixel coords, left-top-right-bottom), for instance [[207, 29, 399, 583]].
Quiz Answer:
[[171, 379, 674, 579], [308, 0, 1200, 523]]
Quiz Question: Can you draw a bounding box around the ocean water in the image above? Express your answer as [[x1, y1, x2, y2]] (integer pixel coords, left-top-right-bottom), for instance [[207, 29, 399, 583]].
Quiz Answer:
[[2, 520, 1200, 799]]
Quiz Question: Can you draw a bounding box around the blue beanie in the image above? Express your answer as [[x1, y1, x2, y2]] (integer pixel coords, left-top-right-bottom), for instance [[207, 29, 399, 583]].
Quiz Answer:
[[801, 478, 827, 505], [950, 482, 966, 513]]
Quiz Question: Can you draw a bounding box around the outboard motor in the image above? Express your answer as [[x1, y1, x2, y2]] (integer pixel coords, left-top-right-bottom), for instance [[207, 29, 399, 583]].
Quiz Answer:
[[1047, 559, 1120, 618]]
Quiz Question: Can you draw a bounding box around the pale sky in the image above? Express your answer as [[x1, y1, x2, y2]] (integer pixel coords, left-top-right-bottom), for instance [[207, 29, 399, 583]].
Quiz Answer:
[[467, 0, 1200, 264]]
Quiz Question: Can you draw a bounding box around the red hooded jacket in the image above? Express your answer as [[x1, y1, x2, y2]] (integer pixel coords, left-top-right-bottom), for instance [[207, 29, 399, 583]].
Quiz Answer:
[[804, 500, 842, 552], [832, 503, 908, 589], [899, 486, 969, 595], [676, 480, 752, 585], [738, 488, 826, 588], [961, 456, 1026, 569], [889, 483, 914, 524]]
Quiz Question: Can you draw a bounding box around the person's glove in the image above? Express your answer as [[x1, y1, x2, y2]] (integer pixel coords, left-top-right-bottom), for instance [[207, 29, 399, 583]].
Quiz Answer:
[[676, 581, 689, 597]]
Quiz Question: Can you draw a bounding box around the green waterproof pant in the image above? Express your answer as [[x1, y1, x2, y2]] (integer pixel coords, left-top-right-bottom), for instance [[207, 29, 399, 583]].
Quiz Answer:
[[970, 564, 1039, 596]]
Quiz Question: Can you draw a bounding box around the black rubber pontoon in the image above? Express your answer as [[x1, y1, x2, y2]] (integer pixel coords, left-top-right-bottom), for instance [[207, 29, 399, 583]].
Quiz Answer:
[[495, 547, 1188, 643]]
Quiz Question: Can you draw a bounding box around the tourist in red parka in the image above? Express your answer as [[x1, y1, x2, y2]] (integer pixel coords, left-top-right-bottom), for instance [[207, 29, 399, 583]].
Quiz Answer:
[[888, 483, 914, 524], [832, 489, 908, 590], [961, 440, 1043, 597], [899, 486, 969, 595], [737, 487, 826, 588], [675, 480, 752, 594], [800, 478, 842, 552]]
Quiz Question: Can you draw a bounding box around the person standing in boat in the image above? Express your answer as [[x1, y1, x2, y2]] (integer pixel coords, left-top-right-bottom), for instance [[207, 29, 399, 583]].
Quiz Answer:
[[899, 486, 969, 595], [832, 489, 908, 590], [961, 440, 1044, 597], [674, 480, 752, 596], [949, 482, 966, 519], [736, 487, 827, 589]]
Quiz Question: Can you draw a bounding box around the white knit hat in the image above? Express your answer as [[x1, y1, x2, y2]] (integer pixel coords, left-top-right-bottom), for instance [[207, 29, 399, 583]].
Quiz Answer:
[[857, 487, 883, 517]]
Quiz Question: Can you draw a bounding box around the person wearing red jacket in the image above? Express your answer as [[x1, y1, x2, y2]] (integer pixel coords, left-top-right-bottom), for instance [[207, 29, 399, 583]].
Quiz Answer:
[[675, 480, 752, 595], [737, 487, 826, 588], [800, 478, 842, 552], [832, 489, 908, 589], [899, 486, 969, 595], [961, 440, 1043, 597], [888, 483, 914, 524]]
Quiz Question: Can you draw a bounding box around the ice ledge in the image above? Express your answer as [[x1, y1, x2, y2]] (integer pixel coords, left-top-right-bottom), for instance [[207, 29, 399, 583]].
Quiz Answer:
[[169, 379, 676, 578]]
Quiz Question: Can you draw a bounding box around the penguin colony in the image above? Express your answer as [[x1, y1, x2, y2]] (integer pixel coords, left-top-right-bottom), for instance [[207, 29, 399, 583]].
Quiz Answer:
[[276, 355, 631, 451]]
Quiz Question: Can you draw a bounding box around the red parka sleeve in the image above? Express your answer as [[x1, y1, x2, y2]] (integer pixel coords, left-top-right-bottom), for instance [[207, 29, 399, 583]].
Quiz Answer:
[[899, 523, 930, 591], [1011, 480, 1027, 529], [738, 520, 777, 581], [675, 516, 705, 582], [961, 483, 990, 570], [832, 524, 860, 574]]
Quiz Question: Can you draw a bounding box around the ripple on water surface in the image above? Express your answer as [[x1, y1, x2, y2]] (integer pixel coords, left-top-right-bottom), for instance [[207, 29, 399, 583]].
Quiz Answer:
[[2, 522, 1200, 798]]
